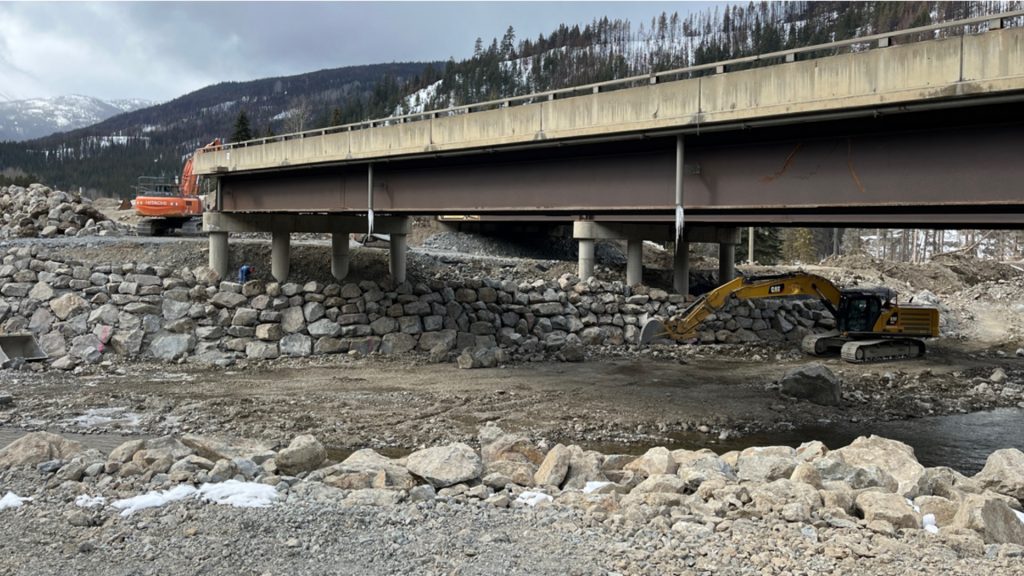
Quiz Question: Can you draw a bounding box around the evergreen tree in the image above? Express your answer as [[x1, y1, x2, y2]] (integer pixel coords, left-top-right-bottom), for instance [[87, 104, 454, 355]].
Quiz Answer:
[[330, 107, 344, 126], [232, 110, 253, 142]]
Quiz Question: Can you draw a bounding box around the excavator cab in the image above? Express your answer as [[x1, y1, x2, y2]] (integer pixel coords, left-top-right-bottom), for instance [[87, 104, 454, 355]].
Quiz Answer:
[[836, 293, 883, 333]]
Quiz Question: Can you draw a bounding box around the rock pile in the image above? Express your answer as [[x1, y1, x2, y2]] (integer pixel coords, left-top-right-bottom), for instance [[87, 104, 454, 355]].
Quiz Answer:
[[0, 245, 839, 369], [0, 183, 127, 239], [1, 428, 1022, 551]]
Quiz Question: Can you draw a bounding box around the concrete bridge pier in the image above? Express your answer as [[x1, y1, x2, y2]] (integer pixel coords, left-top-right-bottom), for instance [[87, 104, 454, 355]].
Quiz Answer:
[[626, 238, 644, 286], [577, 238, 595, 279], [673, 241, 690, 295], [272, 232, 291, 283], [331, 233, 350, 281], [389, 233, 408, 284], [718, 241, 736, 284], [208, 231, 229, 281]]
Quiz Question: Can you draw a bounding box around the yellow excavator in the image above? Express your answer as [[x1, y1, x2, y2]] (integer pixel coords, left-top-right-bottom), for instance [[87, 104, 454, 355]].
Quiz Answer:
[[638, 272, 939, 363]]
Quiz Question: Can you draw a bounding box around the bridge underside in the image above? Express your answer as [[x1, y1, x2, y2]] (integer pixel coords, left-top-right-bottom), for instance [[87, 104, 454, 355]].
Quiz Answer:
[[216, 103, 1024, 228]]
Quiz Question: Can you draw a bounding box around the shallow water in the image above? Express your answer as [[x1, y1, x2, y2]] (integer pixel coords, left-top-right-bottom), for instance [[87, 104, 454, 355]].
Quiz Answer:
[[594, 408, 1024, 476], [2, 408, 1021, 476]]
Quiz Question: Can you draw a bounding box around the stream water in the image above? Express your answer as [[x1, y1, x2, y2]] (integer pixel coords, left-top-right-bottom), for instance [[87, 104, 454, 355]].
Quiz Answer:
[[1, 408, 1021, 476]]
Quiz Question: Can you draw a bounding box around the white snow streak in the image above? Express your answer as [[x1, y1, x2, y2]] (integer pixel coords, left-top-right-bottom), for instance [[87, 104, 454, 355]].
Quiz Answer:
[[112, 481, 278, 516], [75, 494, 107, 508], [197, 480, 278, 508], [0, 492, 31, 510], [515, 491, 553, 507]]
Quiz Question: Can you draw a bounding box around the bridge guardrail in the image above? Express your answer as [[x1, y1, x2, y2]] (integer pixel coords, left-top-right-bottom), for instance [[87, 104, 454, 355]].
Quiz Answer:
[[200, 9, 1024, 155]]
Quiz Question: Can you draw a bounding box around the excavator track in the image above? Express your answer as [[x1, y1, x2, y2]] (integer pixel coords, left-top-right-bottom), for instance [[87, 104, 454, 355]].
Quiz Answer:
[[840, 338, 926, 363]]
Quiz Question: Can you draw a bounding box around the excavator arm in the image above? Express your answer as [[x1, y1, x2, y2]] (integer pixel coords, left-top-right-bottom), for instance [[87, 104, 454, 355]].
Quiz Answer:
[[180, 139, 221, 197], [639, 272, 842, 345]]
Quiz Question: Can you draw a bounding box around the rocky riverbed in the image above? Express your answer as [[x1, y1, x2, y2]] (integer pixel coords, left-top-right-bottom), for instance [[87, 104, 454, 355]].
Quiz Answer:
[[0, 427, 1022, 575]]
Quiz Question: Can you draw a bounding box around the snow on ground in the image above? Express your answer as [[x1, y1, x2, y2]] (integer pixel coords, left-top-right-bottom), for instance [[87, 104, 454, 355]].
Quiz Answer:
[[112, 481, 278, 516], [0, 492, 30, 510], [75, 495, 106, 508], [112, 484, 197, 516], [515, 491, 553, 507], [197, 480, 278, 508], [582, 481, 614, 494]]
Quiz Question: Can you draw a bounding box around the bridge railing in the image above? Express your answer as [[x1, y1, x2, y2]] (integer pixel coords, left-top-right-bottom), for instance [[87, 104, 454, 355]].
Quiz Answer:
[[202, 9, 1024, 155]]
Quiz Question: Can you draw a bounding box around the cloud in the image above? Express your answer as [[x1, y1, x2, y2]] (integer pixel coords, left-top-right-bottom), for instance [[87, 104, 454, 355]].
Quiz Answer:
[[0, 1, 721, 101]]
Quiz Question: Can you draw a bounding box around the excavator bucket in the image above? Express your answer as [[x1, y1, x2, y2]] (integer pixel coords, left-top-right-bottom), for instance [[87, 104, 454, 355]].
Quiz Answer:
[[0, 334, 48, 367], [638, 319, 670, 346]]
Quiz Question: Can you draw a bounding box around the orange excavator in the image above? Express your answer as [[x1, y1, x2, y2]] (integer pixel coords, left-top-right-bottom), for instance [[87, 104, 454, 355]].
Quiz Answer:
[[134, 139, 220, 235]]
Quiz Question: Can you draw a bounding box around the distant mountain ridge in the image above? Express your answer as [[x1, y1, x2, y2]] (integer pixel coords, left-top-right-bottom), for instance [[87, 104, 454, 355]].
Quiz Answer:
[[0, 62, 435, 197], [0, 95, 154, 141]]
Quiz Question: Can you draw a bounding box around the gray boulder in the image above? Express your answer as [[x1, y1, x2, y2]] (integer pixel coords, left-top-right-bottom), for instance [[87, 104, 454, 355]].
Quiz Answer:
[[276, 435, 327, 475], [780, 363, 841, 406], [405, 443, 482, 488]]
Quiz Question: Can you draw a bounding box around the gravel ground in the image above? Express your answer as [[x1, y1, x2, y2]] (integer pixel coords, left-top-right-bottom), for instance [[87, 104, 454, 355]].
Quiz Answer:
[[2, 467, 1022, 576]]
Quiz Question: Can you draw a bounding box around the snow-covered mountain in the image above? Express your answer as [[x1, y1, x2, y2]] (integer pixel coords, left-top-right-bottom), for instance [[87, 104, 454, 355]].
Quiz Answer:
[[0, 95, 154, 141]]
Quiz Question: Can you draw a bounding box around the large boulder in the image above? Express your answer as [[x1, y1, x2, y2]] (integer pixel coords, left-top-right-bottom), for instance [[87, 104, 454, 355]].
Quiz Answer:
[[50, 293, 89, 320], [631, 474, 688, 494], [479, 426, 544, 466], [625, 446, 677, 478], [737, 446, 799, 483], [276, 435, 327, 475], [310, 449, 415, 491], [562, 446, 608, 490], [973, 448, 1024, 500], [951, 493, 1024, 545], [831, 436, 924, 496], [148, 332, 196, 361], [749, 479, 822, 522], [534, 444, 571, 487], [0, 432, 84, 469], [855, 491, 921, 529], [405, 443, 482, 488], [779, 363, 841, 406]]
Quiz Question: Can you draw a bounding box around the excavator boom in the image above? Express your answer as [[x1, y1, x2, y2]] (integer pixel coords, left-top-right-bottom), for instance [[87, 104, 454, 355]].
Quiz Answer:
[[639, 272, 842, 345]]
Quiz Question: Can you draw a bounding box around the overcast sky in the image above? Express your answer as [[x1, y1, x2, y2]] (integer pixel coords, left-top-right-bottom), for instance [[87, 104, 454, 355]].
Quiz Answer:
[[0, 1, 724, 103]]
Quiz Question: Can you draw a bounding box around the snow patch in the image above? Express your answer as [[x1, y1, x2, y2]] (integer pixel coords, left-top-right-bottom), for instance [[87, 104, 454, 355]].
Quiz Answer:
[[1015, 509, 1024, 526], [922, 513, 939, 534], [112, 484, 197, 516], [582, 481, 614, 494], [515, 491, 553, 507], [75, 494, 106, 508], [197, 480, 278, 508], [112, 481, 278, 516], [70, 407, 141, 428], [0, 492, 31, 510]]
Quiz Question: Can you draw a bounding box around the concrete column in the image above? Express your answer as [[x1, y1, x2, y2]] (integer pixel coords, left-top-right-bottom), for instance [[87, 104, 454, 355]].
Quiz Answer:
[[271, 232, 290, 283], [626, 238, 643, 286], [673, 241, 690, 295], [578, 238, 595, 280], [209, 231, 228, 281], [719, 242, 736, 284], [331, 232, 350, 281], [389, 233, 407, 284]]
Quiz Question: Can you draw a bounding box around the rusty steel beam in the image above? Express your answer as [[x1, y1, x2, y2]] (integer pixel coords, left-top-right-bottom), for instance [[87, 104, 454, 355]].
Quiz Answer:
[[216, 109, 1024, 228]]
